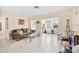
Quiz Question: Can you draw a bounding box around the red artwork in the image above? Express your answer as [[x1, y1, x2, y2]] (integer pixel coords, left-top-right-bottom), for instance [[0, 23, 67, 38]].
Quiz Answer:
[[18, 19, 25, 25]]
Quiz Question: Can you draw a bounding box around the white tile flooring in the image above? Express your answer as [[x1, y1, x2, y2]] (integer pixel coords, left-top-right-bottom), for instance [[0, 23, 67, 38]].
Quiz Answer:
[[0, 34, 64, 53]]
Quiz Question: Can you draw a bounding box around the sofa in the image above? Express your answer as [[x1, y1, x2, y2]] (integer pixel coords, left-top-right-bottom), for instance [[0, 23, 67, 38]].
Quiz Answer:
[[10, 28, 36, 41]]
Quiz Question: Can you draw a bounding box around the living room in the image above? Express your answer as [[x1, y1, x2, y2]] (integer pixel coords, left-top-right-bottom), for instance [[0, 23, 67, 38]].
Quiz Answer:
[[0, 6, 79, 53]]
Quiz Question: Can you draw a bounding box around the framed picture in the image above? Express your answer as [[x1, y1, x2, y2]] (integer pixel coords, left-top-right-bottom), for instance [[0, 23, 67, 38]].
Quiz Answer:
[[18, 19, 25, 25]]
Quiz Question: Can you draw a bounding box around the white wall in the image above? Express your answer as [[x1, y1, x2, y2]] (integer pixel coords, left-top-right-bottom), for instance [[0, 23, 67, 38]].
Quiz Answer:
[[0, 10, 29, 40], [1, 10, 29, 29], [71, 7, 79, 32], [1, 7, 79, 39]]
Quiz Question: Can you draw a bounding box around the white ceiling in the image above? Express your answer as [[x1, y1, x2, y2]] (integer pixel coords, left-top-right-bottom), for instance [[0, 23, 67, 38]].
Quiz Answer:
[[1, 6, 72, 17]]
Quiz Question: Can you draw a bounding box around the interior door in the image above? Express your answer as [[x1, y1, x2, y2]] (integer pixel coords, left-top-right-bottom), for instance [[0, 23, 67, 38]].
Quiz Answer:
[[0, 18, 6, 39]]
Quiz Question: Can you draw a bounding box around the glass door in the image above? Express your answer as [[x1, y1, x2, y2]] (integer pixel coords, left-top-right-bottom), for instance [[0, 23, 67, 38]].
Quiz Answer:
[[41, 17, 59, 34]]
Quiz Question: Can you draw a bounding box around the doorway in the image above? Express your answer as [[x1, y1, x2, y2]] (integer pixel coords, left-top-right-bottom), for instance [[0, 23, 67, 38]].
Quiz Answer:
[[0, 17, 6, 46], [0, 18, 6, 39], [41, 17, 59, 34]]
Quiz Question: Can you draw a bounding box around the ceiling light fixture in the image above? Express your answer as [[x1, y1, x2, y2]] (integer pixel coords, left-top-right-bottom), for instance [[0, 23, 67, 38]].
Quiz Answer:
[[34, 6, 40, 9]]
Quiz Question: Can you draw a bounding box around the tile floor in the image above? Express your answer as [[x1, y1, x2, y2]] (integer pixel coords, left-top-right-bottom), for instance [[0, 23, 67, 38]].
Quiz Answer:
[[0, 34, 64, 53]]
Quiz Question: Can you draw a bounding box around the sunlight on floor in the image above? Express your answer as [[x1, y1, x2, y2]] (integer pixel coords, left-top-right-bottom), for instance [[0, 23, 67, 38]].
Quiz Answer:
[[0, 34, 64, 53]]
